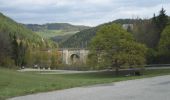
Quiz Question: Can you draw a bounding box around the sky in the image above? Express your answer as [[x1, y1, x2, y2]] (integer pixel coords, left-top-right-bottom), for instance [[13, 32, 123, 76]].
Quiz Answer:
[[0, 0, 170, 26]]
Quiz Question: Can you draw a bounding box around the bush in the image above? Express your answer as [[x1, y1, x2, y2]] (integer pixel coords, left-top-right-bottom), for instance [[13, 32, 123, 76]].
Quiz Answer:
[[0, 56, 15, 68]]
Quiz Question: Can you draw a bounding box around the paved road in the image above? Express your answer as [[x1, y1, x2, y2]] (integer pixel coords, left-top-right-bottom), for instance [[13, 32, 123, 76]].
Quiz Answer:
[[9, 75, 170, 100]]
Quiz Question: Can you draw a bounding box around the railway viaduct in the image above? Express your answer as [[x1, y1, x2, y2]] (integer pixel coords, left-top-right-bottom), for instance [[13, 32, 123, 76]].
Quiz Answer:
[[59, 48, 89, 65]]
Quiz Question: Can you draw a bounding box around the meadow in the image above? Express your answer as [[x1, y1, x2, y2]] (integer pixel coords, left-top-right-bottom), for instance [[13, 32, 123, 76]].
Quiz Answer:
[[0, 68, 170, 100]]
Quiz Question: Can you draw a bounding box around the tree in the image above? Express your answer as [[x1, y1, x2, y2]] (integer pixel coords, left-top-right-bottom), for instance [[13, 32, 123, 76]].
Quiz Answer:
[[35, 50, 51, 69], [0, 32, 11, 59], [156, 8, 169, 33], [24, 46, 35, 67], [132, 19, 158, 48], [151, 8, 169, 47], [0, 32, 14, 67], [18, 41, 27, 67], [11, 35, 27, 67], [50, 49, 59, 69], [11, 35, 19, 66], [158, 25, 170, 63], [132, 8, 168, 49], [88, 24, 147, 75]]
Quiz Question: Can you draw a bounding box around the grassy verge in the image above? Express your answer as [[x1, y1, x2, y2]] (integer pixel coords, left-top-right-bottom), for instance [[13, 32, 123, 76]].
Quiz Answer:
[[0, 68, 170, 100]]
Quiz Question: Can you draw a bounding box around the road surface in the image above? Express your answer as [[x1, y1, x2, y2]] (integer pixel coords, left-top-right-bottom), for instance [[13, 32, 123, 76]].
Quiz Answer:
[[9, 75, 170, 100]]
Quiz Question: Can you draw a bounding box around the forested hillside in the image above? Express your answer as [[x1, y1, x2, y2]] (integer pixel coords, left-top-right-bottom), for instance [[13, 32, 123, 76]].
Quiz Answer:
[[61, 9, 169, 49], [0, 13, 42, 44], [0, 12, 57, 68], [60, 19, 135, 48], [24, 23, 90, 42], [60, 27, 98, 48]]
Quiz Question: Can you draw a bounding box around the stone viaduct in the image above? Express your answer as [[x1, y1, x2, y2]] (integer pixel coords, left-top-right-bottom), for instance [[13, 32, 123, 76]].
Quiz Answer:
[[58, 48, 89, 65]]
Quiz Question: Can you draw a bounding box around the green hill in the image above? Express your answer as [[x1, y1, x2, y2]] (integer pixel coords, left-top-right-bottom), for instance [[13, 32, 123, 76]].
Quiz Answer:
[[60, 19, 135, 48], [25, 23, 90, 31], [0, 13, 46, 45], [24, 23, 90, 42], [61, 16, 170, 49]]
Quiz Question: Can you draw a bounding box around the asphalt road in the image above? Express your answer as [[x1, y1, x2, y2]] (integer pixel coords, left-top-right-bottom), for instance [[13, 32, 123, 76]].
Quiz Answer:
[[9, 75, 170, 100]]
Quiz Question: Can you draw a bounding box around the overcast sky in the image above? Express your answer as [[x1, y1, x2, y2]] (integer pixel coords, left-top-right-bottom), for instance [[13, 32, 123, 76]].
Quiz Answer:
[[0, 0, 170, 26]]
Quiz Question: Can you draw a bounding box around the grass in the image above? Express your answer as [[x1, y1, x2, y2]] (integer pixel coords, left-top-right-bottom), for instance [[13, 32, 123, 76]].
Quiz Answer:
[[0, 68, 170, 100]]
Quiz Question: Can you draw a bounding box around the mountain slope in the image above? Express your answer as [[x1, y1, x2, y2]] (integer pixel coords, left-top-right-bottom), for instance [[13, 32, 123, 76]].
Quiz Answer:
[[1, 12, 57, 48], [24, 23, 90, 42], [60, 19, 135, 48], [0, 13, 43, 45]]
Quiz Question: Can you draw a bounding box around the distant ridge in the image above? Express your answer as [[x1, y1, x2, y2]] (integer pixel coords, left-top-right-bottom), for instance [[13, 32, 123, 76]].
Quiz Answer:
[[24, 23, 90, 32]]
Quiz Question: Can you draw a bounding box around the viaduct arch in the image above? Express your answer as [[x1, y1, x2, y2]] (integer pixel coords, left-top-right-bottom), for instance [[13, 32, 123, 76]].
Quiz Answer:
[[59, 48, 89, 65]]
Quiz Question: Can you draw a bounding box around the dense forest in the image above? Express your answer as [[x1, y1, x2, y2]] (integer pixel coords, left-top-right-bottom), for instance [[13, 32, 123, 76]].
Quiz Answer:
[[60, 27, 98, 48], [0, 12, 58, 68]]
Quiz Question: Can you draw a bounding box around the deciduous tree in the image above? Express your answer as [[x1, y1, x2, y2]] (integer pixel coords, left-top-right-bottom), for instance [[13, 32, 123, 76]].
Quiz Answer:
[[158, 25, 170, 63], [88, 24, 147, 75]]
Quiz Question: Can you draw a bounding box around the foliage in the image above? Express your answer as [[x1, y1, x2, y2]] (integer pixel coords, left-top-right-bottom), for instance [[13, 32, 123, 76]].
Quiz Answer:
[[60, 13, 168, 49], [132, 19, 159, 48], [131, 8, 170, 64], [88, 24, 147, 74], [31, 50, 51, 68], [0, 32, 12, 66], [0, 12, 58, 68], [146, 48, 158, 64], [50, 49, 62, 69], [130, 8, 168, 49], [112, 19, 136, 24], [158, 25, 170, 63], [0, 57, 15, 68], [0, 13, 43, 45], [153, 8, 169, 34], [150, 8, 169, 48], [24, 47, 35, 67], [24, 49, 62, 69], [11, 35, 27, 67], [60, 27, 98, 48]]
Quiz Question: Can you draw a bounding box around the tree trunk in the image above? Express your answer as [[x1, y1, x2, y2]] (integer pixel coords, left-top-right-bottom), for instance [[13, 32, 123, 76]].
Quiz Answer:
[[113, 59, 119, 76], [115, 66, 119, 76]]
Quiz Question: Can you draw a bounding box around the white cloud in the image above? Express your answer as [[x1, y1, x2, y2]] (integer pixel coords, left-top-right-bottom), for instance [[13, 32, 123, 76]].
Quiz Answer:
[[0, 0, 170, 26]]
